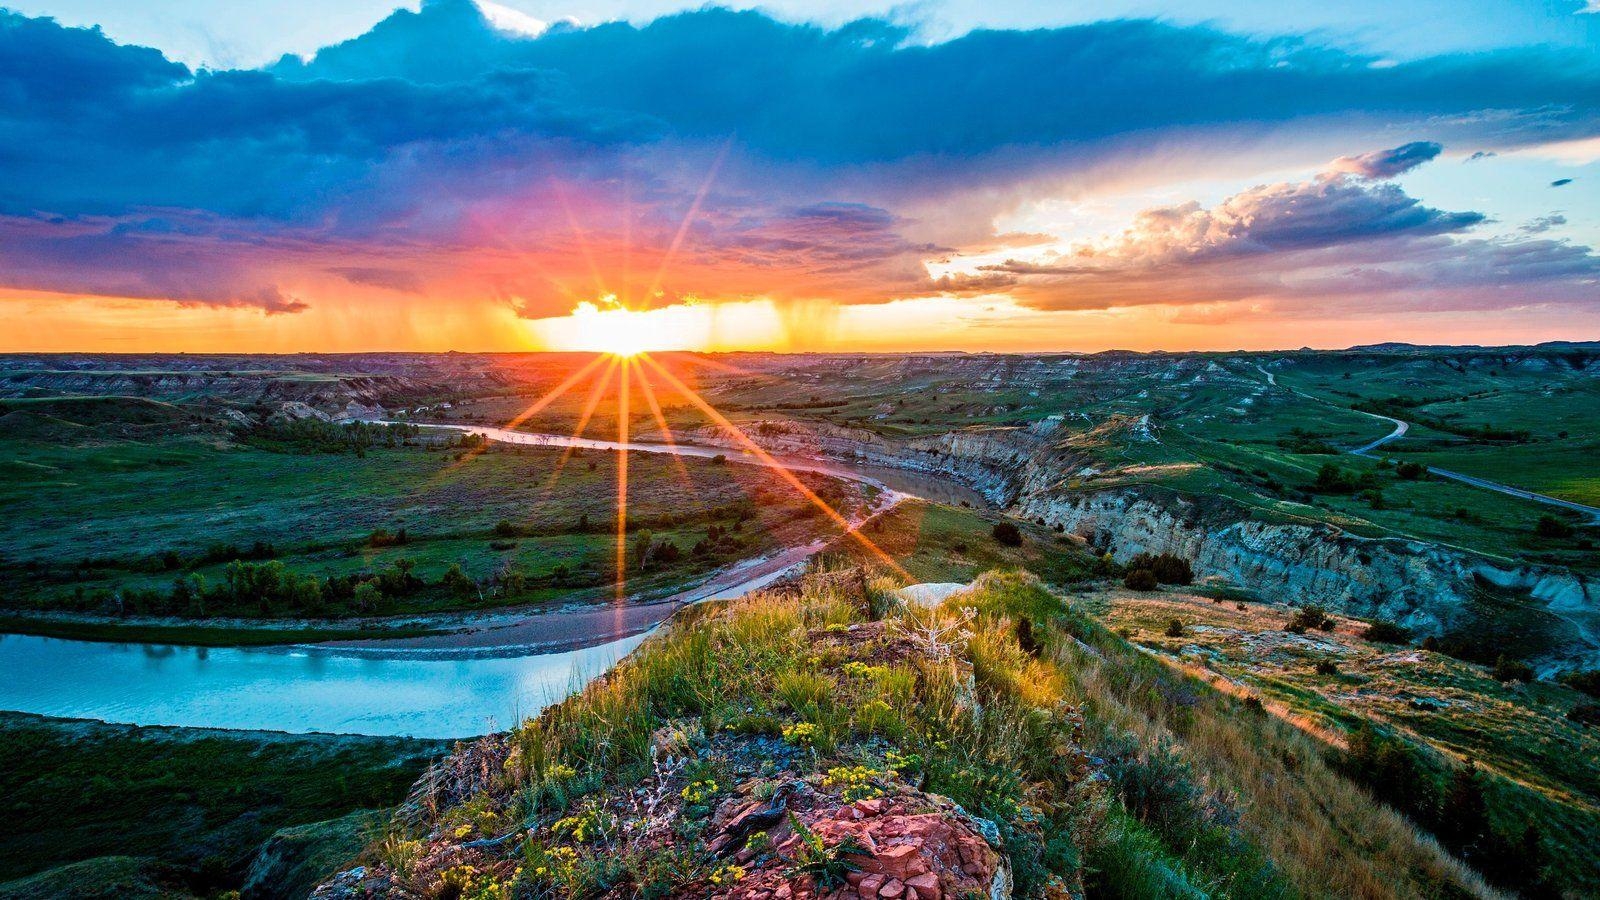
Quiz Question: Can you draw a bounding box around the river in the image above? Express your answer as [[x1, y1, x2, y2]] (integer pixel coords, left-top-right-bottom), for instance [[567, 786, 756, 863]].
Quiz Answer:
[[0, 426, 976, 738]]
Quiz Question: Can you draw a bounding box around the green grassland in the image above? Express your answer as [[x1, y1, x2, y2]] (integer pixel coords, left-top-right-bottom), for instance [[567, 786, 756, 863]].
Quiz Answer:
[[0, 712, 446, 894], [0, 398, 866, 623], [821, 498, 1103, 585], [1098, 589, 1600, 894], [719, 353, 1600, 574], [1274, 355, 1600, 506]]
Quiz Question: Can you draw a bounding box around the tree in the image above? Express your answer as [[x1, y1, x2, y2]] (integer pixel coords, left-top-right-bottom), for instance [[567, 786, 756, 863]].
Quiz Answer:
[[352, 581, 383, 614], [991, 521, 1023, 547], [1492, 655, 1534, 683], [442, 563, 477, 600]]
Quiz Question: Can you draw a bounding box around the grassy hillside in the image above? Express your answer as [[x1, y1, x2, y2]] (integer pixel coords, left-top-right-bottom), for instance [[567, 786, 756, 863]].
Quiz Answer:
[[337, 567, 1497, 899], [1098, 589, 1600, 894]]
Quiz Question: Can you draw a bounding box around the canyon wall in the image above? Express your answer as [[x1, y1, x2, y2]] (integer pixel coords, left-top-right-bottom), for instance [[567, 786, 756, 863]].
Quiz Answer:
[[709, 417, 1599, 669]]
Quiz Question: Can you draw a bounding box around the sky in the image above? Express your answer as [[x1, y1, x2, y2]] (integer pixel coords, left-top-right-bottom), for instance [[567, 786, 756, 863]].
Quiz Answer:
[[0, 0, 1597, 353]]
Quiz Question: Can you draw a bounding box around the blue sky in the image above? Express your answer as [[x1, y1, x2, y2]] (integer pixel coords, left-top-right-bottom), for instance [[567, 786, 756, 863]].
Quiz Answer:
[[0, 0, 1596, 351]]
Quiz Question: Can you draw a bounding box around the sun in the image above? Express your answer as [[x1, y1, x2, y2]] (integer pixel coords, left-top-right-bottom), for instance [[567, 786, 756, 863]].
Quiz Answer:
[[540, 298, 693, 356]]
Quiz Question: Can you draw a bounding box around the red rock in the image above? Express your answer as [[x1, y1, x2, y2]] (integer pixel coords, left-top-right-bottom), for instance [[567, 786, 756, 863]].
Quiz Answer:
[[846, 872, 866, 888], [905, 873, 941, 900], [879, 878, 905, 898], [903, 889, 918, 900], [859, 874, 886, 896]]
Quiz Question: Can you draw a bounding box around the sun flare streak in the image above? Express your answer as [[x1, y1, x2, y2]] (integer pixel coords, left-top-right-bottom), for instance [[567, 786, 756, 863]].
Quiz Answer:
[[615, 356, 631, 603], [640, 353, 909, 577], [634, 361, 694, 489], [541, 355, 618, 491]]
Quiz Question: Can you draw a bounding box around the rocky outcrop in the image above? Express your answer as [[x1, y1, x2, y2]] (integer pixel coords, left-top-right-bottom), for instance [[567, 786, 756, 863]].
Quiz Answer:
[[242, 810, 386, 900], [706, 791, 1010, 900], [1016, 486, 1600, 669]]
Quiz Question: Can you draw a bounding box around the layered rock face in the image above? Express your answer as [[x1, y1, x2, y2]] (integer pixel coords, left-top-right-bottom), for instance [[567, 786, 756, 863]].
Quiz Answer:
[[1013, 488, 1597, 663], [702, 413, 1598, 668]]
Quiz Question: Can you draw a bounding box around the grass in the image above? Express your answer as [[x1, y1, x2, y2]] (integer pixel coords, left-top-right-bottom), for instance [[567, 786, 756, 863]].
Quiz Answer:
[[361, 566, 1494, 899], [0, 405, 864, 621], [820, 498, 1103, 585], [0, 712, 446, 889], [1099, 589, 1600, 894]]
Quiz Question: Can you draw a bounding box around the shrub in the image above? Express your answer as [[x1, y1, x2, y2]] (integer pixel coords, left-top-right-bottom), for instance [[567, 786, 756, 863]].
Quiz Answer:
[[1558, 669, 1600, 698], [1568, 703, 1600, 727], [1314, 659, 1339, 676], [368, 528, 407, 548], [1395, 461, 1426, 480], [1535, 515, 1575, 539], [1123, 569, 1159, 591], [1313, 463, 1374, 494], [1126, 552, 1194, 585], [442, 563, 477, 600], [1287, 605, 1330, 631], [1361, 620, 1410, 644], [991, 521, 1023, 547], [1491, 655, 1535, 684], [1163, 619, 1184, 638]]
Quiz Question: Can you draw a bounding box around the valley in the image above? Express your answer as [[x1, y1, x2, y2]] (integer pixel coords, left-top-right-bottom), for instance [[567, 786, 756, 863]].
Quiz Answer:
[[2, 345, 1598, 899]]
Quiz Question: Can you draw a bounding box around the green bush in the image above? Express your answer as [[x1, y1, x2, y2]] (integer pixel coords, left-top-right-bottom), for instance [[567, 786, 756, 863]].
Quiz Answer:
[[1361, 620, 1410, 644], [1491, 655, 1535, 683], [991, 521, 1023, 547], [1123, 569, 1159, 591], [1126, 552, 1194, 585], [1558, 669, 1600, 698], [1568, 703, 1600, 727]]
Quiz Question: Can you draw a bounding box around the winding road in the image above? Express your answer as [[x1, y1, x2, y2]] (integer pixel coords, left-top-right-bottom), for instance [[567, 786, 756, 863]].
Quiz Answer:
[[1255, 365, 1600, 522]]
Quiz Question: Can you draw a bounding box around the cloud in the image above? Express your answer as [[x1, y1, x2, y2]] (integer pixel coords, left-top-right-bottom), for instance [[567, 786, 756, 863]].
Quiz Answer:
[[1522, 214, 1568, 234], [960, 166, 1599, 315], [1326, 141, 1442, 179], [329, 266, 425, 293], [1466, 150, 1497, 161], [2, 3, 1599, 321], [1551, 178, 1576, 187]]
